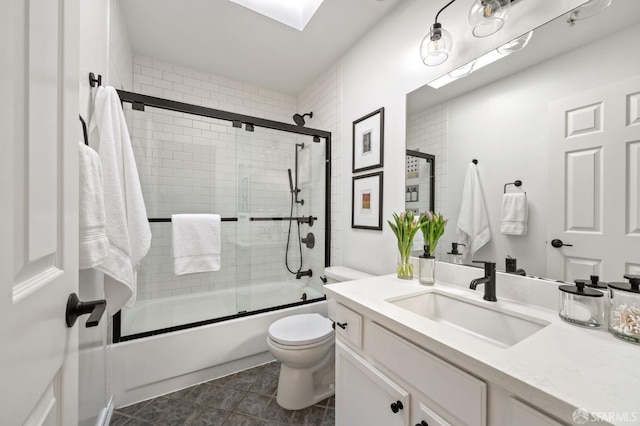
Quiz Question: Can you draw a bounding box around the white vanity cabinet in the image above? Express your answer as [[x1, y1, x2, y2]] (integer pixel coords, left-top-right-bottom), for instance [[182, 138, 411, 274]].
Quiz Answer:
[[333, 301, 487, 426]]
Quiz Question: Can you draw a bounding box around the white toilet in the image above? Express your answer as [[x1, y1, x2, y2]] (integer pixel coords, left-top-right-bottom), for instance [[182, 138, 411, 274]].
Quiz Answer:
[[267, 266, 373, 410]]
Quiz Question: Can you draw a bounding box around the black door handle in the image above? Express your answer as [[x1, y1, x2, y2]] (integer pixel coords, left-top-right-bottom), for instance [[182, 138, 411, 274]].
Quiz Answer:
[[66, 293, 106, 328], [390, 400, 404, 413], [551, 239, 573, 248]]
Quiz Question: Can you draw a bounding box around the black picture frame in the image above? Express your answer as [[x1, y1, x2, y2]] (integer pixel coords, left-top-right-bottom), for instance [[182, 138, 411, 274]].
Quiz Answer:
[[352, 107, 384, 173], [352, 171, 383, 230]]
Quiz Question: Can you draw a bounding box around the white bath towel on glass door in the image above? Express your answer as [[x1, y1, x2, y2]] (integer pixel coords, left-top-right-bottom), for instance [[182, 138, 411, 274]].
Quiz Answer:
[[172, 214, 221, 275]]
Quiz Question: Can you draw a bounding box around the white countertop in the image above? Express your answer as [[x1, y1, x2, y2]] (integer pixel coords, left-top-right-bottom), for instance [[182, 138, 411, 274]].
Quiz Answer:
[[324, 262, 640, 426]]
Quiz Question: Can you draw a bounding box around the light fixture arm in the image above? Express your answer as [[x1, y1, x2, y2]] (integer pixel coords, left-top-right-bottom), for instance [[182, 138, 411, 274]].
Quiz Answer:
[[434, 0, 458, 24]]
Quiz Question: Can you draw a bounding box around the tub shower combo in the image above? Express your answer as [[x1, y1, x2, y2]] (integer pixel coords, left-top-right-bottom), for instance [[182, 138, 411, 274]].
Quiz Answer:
[[113, 91, 330, 342]]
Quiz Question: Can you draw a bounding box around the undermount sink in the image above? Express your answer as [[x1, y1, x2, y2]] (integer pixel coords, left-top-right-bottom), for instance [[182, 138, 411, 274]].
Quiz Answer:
[[389, 291, 550, 348]]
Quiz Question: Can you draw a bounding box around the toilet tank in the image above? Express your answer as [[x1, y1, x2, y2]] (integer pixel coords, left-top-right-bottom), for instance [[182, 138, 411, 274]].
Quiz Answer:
[[324, 266, 373, 283]]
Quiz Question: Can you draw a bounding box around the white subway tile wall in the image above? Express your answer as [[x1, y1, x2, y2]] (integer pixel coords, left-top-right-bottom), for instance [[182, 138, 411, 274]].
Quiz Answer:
[[127, 56, 328, 314], [297, 63, 343, 266], [406, 104, 449, 259]]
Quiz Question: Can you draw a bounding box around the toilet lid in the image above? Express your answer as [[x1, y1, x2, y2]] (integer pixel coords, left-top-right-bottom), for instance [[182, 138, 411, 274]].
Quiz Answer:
[[268, 313, 334, 346]]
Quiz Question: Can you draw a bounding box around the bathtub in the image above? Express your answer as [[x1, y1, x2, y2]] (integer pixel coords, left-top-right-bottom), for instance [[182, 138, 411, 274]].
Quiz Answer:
[[111, 282, 327, 407], [121, 280, 324, 336]]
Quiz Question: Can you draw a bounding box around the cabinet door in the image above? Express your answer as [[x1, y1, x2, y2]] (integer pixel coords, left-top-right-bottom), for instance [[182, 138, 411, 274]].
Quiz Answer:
[[414, 401, 452, 426], [335, 340, 410, 426]]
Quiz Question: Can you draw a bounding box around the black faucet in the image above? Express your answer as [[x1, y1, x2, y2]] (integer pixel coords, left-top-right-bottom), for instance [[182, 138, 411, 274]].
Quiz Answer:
[[469, 261, 497, 302], [296, 269, 313, 279]]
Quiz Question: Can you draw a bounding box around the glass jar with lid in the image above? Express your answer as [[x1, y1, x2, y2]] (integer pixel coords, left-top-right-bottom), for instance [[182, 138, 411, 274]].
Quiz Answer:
[[558, 280, 605, 328], [608, 275, 640, 344]]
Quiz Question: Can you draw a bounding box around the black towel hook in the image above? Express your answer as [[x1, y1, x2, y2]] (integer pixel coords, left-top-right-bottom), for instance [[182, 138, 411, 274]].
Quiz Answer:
[[89, 72, 102, 88], [472, 159, 478, 164], [504, 180, 523, 193]]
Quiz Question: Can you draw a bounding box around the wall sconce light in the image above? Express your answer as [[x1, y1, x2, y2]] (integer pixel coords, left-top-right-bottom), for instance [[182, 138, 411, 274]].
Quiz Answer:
[[468, 0, 510, 38], [420, 0, 457, 66]]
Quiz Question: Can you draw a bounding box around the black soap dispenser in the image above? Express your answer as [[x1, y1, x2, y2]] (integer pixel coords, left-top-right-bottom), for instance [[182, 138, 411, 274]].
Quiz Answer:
[[505, 256, 526, 276], [447, 243, 465, 265]]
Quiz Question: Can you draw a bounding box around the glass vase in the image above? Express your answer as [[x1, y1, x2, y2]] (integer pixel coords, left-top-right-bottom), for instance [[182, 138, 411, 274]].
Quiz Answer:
[[397, 255, 414, 280], [419, 256, 436, 285]]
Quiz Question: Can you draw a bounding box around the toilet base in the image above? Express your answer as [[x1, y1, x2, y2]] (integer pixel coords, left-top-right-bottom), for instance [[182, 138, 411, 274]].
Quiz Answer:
[[275, 349, 335, 410]]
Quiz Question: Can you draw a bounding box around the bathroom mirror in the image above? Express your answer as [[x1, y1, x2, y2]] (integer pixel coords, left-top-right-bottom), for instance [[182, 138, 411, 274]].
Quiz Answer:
[[406, 0, 640, 282], [405, 150, 435, 215]]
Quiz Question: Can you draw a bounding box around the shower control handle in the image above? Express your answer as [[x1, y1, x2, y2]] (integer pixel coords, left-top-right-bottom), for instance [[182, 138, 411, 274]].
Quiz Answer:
[[65, 293, 106, 328]]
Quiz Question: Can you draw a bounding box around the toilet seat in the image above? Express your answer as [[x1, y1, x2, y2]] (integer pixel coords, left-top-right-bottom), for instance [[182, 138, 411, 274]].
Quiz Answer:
[[268, 313, 334, 346]]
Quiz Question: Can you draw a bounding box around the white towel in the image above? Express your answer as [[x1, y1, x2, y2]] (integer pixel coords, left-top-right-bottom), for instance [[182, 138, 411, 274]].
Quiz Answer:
[[501, 193, 528, 235], [89, 86, 152, 314], [457, 163, 491, 256], [172, 214, 221, 275], [78, 142, 109, 269]]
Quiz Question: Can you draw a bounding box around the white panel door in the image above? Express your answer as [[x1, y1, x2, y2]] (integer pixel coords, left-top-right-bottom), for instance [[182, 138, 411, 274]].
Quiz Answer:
[[548, 76, 640, 282], [0, 0, 80, 425]]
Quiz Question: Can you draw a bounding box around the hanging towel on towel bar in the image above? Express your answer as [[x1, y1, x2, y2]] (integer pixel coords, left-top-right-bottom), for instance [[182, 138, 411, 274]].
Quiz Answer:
[[501, 193, 528, 235], [78, 141, 109, 269], [457, 162, 491, 256], [90, 86, 152, 314], [172, 214, 221, 276]]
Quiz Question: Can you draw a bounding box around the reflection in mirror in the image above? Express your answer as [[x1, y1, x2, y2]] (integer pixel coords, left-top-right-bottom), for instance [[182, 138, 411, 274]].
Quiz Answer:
[[406, 0, 640, 283], [405, 150, 434, 215]]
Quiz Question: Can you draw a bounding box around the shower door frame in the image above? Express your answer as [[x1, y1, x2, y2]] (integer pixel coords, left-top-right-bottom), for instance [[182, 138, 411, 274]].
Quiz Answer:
[[112, 90, 332, 343]]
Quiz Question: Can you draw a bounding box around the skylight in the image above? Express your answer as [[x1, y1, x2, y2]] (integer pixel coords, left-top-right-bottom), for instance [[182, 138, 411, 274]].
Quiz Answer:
[[229, 0, 325, 31]]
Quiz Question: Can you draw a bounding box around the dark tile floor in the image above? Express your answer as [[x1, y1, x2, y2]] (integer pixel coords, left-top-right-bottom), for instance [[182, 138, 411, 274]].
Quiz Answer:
[[110, 362, 335, 426]]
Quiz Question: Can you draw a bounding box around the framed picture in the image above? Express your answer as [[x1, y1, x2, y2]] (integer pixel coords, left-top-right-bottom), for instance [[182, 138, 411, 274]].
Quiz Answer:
[[352, 107, 384, 173], [352, 171, 383, 230]]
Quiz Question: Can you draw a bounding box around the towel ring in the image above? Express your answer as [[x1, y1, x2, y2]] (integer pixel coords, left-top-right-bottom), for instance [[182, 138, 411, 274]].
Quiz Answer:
[[504, 180, 523, 193]]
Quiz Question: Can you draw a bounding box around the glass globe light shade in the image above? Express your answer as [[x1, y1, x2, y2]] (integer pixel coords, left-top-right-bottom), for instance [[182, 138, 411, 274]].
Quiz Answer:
[[420, 23, 453, 66], [496, 30, 533, 54], [567, 0, 613, 25], [448, 60, 477, 79], [468, 0, 510, 38]]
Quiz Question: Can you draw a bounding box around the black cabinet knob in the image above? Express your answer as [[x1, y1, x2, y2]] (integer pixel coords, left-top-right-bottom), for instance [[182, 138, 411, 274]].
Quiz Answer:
[[551, 239, 573, 248], [390, 400, 404, 413]]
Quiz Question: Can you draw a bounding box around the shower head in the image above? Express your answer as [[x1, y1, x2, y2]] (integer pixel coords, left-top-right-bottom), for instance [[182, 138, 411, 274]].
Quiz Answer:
[[293, 112, 313, 126]]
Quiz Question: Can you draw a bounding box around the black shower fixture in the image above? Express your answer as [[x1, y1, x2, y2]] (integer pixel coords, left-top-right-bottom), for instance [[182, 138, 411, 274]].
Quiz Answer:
[[293, 112, 313, 126], [245, 123, 254, 132], [313, 135, 321, 143]]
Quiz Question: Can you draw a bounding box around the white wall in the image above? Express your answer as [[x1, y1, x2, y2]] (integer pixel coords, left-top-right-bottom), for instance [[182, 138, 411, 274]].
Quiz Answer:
[[440, 23, 640, 277], [78, 0, 133, 423], [334, 0, 584, 275]]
